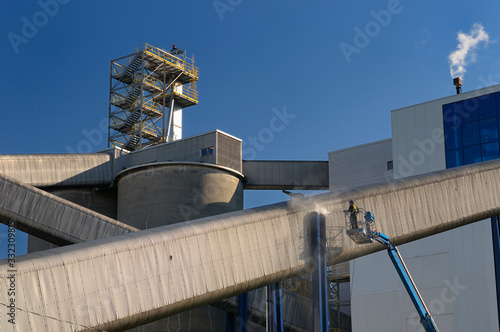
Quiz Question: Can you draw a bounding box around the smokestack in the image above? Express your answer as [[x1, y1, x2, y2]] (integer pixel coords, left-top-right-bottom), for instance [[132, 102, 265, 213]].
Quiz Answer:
[[453, 77, 462, 94]]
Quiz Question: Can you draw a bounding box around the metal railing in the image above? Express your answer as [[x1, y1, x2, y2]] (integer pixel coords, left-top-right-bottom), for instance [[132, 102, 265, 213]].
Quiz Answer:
[[111, 119, 160, 139], [328, 262, 350, 279], [155, 83, 199, 105], [112, 63, 126, 77], [136, 121, 160, 138], [142, 75, 163, 91], [281, 278, 312, 298], [112, 55, 141, 79], [112, 95, 162, 114], [344, 208, 375, 232], [143, 43, 199, 79]]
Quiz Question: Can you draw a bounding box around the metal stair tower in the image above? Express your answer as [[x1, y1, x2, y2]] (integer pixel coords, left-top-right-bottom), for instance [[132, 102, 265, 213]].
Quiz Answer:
[[108, 44, 199, 151]]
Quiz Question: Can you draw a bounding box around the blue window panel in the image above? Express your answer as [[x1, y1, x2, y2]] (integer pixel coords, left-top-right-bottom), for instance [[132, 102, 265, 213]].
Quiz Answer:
[[478, 93, 497, 119], [498, 116, 500, 136], [461, 98, 479, 123], [445, 126, 462, 150], [463, 145, 482, 165], [482, 142, 500, 161], [443, 103, 461, 128], [201, 147, 214, 156], [446, 149, 464, 168], [480, 117, 499, 143], [462, 121, 480, 147], [496, 92, 500, 115]]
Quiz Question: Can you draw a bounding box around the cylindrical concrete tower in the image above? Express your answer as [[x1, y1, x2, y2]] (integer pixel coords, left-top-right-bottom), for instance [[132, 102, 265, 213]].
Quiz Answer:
[[116, 162, 244, 227], [116, 162, 245, 332]]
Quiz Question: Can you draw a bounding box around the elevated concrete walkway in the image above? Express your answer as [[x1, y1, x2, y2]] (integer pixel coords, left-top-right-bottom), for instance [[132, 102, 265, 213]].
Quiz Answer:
[[0, 154, 113, 187], [243, 160, 329, 190]]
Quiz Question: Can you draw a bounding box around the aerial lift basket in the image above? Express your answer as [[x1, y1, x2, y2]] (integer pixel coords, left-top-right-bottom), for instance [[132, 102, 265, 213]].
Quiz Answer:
[[344, 208, 375, 244]]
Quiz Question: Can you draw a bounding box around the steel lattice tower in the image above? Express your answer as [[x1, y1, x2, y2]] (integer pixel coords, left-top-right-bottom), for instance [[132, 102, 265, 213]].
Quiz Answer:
[[108, 44, 199, 151]]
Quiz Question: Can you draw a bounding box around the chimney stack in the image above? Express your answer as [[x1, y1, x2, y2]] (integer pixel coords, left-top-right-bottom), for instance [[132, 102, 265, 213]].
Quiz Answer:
[[453, 77, 462, 94]]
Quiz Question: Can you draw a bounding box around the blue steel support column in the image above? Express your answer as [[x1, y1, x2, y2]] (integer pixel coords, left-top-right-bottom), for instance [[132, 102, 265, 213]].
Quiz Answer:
[[491, 216, 500, 330], [266, 282, 284, 332], [238, 293, 248, 332], [311, 212, 329, 332]]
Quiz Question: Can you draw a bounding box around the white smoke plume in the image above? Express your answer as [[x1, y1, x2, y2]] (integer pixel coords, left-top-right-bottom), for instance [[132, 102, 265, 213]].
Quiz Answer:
[[448, 23, 490, 79]]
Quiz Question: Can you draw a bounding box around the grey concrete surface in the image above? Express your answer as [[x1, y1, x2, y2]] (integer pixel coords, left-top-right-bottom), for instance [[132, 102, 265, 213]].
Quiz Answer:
[[0, 154, 113, 187], [116, 162, 244, 332], [243, 160, 329, 190], [111, 130, 243, 177], [0, 158, 499, 331], [0, 172, 136, 246], [116, 162, 244, 228], [27, 187, 118, 252]]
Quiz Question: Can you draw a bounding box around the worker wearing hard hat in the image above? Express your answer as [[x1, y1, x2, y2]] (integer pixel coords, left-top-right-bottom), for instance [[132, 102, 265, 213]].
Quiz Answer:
[[344, 200, 359, 229]]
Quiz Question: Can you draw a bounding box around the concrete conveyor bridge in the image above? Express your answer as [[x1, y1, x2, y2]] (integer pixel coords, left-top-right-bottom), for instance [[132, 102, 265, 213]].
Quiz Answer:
[[0, 158, 500, 331]]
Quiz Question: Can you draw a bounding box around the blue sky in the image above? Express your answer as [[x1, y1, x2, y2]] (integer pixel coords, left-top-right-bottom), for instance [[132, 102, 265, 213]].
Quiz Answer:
[[2, 1, 500, 255]]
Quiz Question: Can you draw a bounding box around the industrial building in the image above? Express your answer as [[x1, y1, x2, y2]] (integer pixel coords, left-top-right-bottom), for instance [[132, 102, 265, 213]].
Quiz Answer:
[[330, 82, 500, 331], [0, 44, 500, 331]]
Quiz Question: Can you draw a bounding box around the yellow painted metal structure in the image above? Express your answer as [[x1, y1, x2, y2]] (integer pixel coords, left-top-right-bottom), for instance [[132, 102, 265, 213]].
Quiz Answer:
[[108, 44, 199, 151]]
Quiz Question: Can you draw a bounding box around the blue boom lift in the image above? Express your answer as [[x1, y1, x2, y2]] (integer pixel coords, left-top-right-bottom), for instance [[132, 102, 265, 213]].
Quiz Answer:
[[345, 208, 440, 332]]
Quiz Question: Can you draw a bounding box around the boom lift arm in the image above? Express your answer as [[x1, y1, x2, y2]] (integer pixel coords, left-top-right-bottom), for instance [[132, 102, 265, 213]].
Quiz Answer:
[[372, 232, 439, 332], [345, 209, 439, 332]]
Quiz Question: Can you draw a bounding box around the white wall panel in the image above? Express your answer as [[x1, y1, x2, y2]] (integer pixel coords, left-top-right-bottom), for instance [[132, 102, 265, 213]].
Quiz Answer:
[[329, 139, 392, 190]]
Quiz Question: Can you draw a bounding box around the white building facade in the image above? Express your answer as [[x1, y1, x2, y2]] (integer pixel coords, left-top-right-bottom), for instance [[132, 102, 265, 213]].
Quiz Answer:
[[329, 84, 500, 331]]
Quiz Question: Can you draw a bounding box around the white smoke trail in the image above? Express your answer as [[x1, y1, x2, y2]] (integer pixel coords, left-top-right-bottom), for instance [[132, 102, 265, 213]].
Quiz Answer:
[[448, 23, 490, 78]]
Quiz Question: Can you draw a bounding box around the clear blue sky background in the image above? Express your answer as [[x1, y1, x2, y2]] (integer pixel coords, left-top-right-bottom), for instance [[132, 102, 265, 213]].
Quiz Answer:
[[1, 0, 500, 255]]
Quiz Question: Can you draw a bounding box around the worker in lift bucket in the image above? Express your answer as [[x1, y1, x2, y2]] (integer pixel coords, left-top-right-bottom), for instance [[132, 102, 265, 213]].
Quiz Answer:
[[344, 200, 359, 229]]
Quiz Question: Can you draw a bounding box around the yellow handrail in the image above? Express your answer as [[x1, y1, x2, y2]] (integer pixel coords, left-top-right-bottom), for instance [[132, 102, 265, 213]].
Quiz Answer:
[[135, 121, 159, 137], [112, 95, 162, 114], [329, 262, 350, 278], [143, 75, 163, 91], [143, 99, 162, 113], [142, 43, 199, 79], [156, 83, 199, 104], [111, 119, 160, 138], [113, 44, 199, 81]]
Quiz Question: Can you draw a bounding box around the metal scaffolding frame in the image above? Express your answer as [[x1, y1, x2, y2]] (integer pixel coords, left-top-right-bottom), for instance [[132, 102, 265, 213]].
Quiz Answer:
[[328, 262, 351, 331], [108, 44, 199, 151]]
